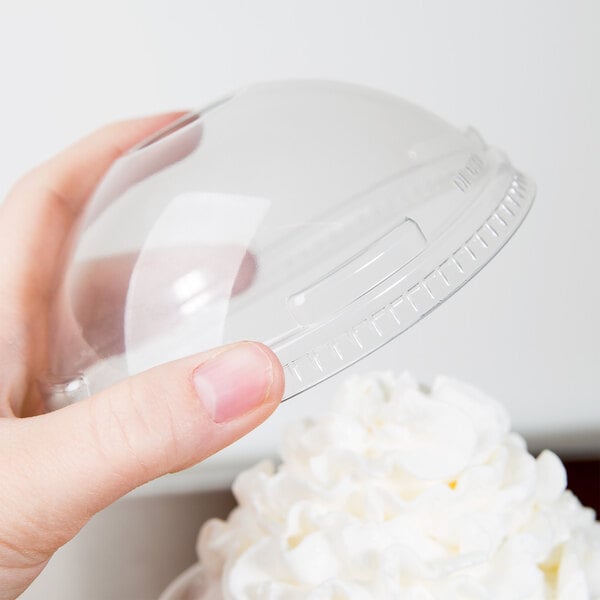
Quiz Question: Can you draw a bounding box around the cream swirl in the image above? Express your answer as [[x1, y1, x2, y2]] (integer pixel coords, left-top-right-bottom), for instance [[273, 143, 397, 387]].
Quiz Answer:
[[196, 373, 600, 599]]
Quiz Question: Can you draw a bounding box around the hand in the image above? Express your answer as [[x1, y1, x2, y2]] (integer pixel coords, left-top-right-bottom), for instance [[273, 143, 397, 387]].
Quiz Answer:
[[0, 114, 284, 599]]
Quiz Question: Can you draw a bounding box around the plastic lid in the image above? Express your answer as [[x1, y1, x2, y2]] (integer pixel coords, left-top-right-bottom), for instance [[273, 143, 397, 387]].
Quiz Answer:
[[45, 80, 535, 407]]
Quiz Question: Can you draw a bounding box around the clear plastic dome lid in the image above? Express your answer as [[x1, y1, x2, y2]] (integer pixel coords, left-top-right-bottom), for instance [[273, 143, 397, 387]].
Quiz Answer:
[[45, 80, 535, 407]]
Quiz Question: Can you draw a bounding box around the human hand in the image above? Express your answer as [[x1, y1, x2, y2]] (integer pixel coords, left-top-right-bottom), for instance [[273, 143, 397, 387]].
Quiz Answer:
[[0, 114, 284, 599]]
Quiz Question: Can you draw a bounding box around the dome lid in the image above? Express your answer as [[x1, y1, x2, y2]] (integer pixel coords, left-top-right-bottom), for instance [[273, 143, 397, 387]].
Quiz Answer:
[[45, 81, 535, 407]]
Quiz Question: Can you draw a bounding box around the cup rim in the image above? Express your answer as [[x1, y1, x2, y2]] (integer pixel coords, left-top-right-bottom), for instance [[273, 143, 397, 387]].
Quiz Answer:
[[159, 563, 204, 600]]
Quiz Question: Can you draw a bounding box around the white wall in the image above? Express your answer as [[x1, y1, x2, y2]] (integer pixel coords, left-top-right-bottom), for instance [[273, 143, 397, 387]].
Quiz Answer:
[[3, 2, 599, 598], [2, 0, 598, 447], [2, 0, 599, 449]]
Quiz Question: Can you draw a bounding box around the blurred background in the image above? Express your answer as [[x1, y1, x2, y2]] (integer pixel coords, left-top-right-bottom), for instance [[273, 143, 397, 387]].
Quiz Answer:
[[0, 1, 598, 598]]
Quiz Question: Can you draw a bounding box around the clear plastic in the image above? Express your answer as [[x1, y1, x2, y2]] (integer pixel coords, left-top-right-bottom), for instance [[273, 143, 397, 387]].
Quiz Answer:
[[44, 81, 535, 408]]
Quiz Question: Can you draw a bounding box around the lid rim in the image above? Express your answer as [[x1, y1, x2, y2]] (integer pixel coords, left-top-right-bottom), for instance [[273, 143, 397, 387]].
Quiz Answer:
[[279, 168, 536, 401]]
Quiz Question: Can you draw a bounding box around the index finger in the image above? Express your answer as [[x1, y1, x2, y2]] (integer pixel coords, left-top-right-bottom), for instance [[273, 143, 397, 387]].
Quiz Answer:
[[0, 112, 189, 305], [0, 112, 191, 416]]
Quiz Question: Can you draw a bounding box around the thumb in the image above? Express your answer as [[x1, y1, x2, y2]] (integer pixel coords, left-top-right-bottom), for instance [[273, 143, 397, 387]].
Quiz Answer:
[[0, 342, 283, 590]]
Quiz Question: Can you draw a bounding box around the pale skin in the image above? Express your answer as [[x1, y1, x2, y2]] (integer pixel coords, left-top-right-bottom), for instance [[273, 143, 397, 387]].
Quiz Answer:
[[0, 114, 284, 599]]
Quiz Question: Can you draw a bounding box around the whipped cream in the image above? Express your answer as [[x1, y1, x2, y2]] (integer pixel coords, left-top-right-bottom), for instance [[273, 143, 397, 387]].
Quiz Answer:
[[196, 373, 600, 599]]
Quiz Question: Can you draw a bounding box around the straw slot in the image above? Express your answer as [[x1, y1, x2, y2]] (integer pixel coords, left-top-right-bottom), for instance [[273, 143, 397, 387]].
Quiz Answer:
[[287, 219, 426, 326]]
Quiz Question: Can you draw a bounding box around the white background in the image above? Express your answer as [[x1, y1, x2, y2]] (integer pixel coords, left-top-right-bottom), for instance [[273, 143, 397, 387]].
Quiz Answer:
[[1, 1, 598, 597], [1, 0, 598, 447]]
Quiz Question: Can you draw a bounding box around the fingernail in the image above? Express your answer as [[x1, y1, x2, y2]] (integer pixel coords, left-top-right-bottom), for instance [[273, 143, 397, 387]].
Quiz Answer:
[[193, 343, 274, 423]]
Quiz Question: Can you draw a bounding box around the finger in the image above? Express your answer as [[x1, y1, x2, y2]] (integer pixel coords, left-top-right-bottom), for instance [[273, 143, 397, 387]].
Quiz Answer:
[[43, 246, 257, 401], [0, 341, 284, 593], [0, 113, 192, 416], [0, 112, 189, 304], [70, 248, 256, 358]]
